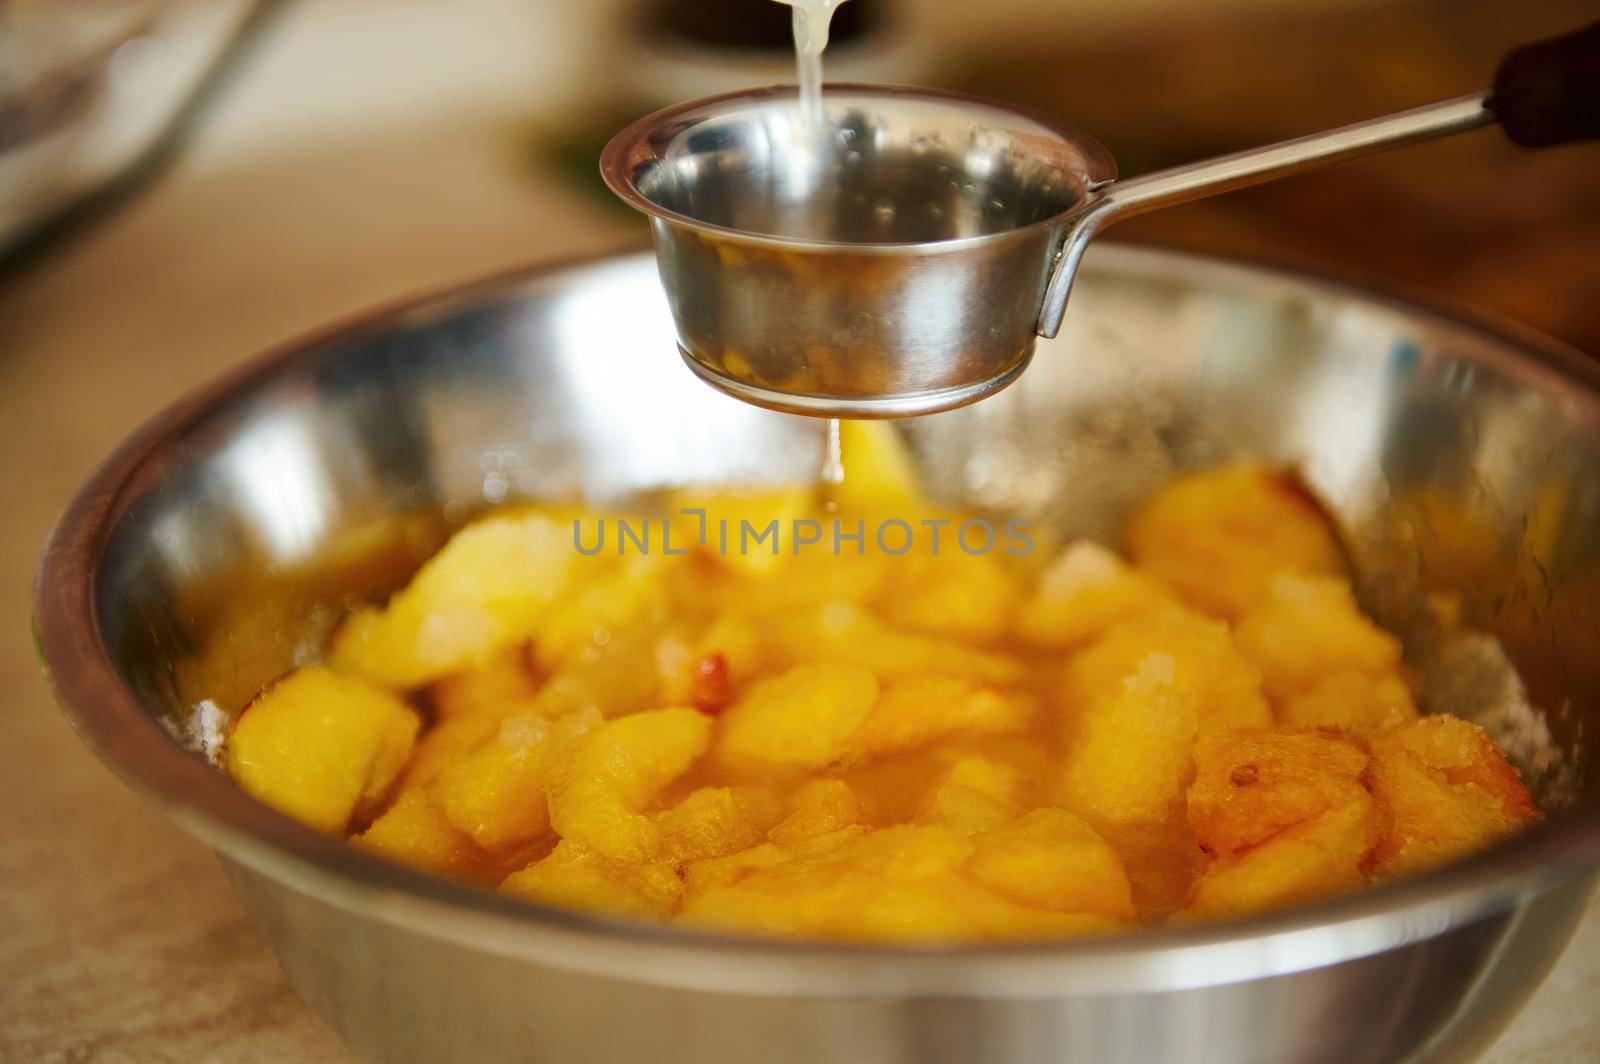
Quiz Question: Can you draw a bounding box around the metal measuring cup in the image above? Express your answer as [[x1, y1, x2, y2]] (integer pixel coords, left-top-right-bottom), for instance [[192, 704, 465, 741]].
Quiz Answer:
[[602, 22, 1599, 417]]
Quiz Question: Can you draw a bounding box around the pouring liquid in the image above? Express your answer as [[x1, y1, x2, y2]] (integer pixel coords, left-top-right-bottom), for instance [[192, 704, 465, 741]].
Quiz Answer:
[[768, 2, 854, 498], [818, 416, 846, 509], [773, 0, 849, 127]]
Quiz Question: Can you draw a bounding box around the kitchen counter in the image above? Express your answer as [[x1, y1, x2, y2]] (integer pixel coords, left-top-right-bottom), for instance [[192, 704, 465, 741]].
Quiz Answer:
[[2, 2, 1595, 1060]]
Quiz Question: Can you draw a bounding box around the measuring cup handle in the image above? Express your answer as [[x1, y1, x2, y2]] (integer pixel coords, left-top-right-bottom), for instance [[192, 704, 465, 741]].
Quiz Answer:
[[1035, 92, 1493, 338], [1491, 21, 1600, 147], [1036, 19, 1600, 339]]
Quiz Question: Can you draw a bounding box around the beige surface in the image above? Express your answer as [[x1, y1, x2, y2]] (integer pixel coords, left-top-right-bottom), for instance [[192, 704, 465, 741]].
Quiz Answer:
[[1, 2, 1595, 1061]]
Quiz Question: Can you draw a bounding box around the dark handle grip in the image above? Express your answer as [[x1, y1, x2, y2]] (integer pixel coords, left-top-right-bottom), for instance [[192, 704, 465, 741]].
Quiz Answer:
[[1491, 20, 1600, 147]]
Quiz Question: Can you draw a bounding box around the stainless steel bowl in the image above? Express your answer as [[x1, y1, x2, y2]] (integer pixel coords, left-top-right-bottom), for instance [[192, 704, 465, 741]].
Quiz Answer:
[[35, 245, 1600, 1064]]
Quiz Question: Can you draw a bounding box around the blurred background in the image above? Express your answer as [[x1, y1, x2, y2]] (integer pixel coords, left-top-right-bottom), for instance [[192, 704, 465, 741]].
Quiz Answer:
[[2, 0, 1598, 356], [3, 1, 1598, 1060]]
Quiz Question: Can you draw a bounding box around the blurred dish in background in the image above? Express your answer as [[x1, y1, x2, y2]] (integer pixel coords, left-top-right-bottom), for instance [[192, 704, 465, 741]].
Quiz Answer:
[[0, 0, 275, 269]]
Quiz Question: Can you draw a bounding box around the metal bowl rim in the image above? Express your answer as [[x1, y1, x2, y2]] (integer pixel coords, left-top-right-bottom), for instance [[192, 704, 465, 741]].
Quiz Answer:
[[598, 82, 1120, 253], [32, 242, 1600, 996]]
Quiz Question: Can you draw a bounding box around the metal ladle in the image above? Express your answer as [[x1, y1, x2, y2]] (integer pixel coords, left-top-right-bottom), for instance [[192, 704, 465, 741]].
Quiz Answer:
[[603, 22, 1600, 418]]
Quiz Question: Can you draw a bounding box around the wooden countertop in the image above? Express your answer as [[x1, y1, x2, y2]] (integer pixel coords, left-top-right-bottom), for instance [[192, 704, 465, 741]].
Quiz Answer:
[[2, 2, 1595, 1059]]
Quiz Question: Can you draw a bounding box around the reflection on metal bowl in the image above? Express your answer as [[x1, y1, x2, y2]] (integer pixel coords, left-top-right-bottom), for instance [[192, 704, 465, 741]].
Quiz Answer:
[[34, 245, 1600, 1063]]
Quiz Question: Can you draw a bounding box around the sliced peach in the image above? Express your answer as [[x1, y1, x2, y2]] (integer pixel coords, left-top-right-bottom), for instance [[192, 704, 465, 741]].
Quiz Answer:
[[226, 666, 418, 834], [1126, 462, 1344, 619], [1187, 728, 1369, 855]]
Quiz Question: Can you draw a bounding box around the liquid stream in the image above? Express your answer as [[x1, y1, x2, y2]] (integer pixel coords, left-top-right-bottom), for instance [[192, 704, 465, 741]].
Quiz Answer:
[[775, 0, 847, 128]]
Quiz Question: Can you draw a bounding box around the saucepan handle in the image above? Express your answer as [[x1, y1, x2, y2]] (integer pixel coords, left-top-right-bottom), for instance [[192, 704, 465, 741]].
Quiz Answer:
[[1036, 20, 1600, 339], [1491, 21, 1600, 147]]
